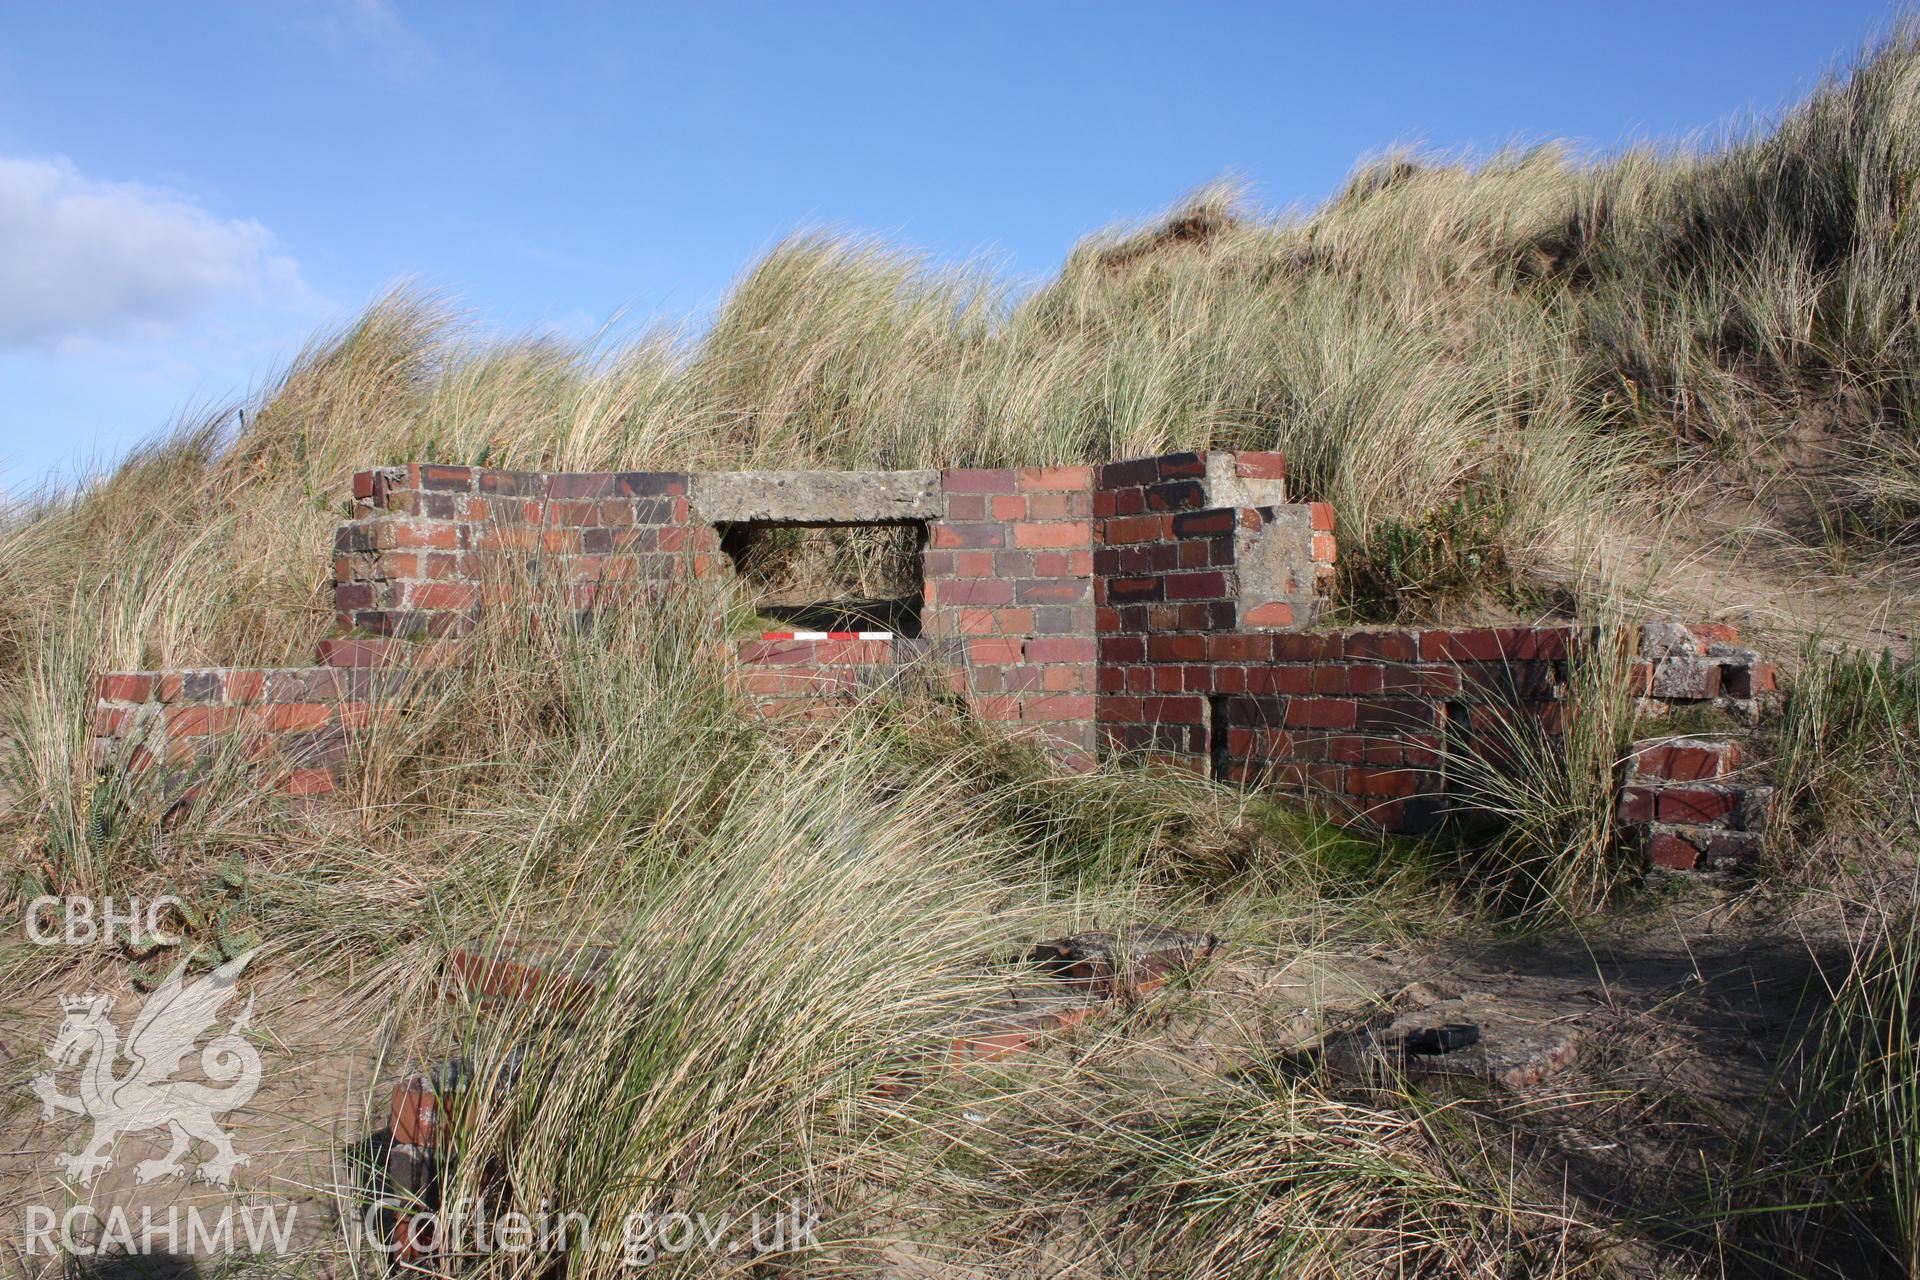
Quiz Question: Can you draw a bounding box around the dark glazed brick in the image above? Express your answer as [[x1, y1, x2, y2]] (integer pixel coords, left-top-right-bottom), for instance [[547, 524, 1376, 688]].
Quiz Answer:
[[1156, 451, 1207, 479], [547, 472, 615, 499], [1108, 577, 1164, 603], [478, 470, 547, 497], [1098, 458, 1159, 488], [1144, 480, 1206, 511], [418, 465, 475, 491], [614, 472, 687, 497], [1345, 631, 1418, 662], [1171, 508, 1237, 538]]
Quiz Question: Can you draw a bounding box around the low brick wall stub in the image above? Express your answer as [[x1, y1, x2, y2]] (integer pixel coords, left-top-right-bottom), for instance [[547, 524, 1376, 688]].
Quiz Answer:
[[89, 665, 420, 797]]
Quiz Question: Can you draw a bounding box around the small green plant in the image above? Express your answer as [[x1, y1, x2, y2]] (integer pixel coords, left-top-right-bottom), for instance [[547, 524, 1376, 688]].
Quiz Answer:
[[126, 851, 261, 988]]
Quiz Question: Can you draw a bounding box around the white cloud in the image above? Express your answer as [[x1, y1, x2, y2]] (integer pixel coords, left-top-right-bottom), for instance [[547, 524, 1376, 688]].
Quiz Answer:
[[0, 155, 305, 352]]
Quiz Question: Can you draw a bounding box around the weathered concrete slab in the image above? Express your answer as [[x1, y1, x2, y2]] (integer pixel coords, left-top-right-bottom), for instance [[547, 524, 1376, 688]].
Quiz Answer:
[[1318, 991, 1586, 1087], [690, 468, 941, 524]]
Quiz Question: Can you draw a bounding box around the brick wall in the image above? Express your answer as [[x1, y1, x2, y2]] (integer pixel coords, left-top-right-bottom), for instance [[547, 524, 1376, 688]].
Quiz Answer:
[[732, 636, 903, 719], [90, 665, 416, 798], [923, 465, 1099, 766], [87, 450, 1778, 869], [336, 464, 717, 637]]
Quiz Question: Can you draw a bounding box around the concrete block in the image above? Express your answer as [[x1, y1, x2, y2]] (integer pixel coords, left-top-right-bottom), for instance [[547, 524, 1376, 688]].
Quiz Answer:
[[689, 468, 941, 524]]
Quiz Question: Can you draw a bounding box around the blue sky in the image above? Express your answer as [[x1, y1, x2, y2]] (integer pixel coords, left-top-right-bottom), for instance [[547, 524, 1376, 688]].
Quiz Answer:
[[0, 1, 1906, 493]]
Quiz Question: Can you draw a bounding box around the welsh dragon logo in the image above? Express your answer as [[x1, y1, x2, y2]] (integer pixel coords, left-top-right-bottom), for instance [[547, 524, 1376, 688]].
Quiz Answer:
[[30, 950, 261, 1187]]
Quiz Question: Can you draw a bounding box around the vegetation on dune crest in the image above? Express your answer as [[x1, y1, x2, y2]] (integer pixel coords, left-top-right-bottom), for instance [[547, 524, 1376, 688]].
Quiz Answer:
[[10, 27, 1920, 675], [7, 23, 1920, 1280]]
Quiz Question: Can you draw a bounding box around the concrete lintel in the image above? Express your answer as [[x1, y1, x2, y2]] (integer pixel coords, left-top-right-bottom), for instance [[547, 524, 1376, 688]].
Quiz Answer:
[[690, 469, 941, 525]]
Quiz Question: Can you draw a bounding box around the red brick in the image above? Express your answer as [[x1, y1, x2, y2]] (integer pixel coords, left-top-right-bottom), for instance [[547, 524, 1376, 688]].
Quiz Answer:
[[736, 640, 811, 664], [1171, 509, 1236, 538], [166, 705, 241, 735], [1648, 832, 1701, 870], [945, 550, 996, 577], [1024, 695, 1095, 721], [1016, 579, 1089, 604], [1345, 630, 1417, 662], [939, 578, 1015, 606], [264, 703, 333, 732], [1311, 665, 1350, 694], [1617, 786, 1655, 824], [1248, 666, 1314, 695], [1657, 786, 1737, 825], [410, 582, 478, 610], [352, 470, 377, 500], [1285, 698, 1357, 729], [1687, 623, 1740, 649], [1018, 464, 1092, 492], [1308, 501, 1335, 531], [1142, 696, 1205, 723], [97, 674, 154, 703], [1146, 634, 1207, 662], [280, 769, 337, 798], [1420, 629, 1503, 662], [1348, 767, 1419, 797], [973, 695, 1023, 721], [389, 520, 460, 550], [968, 638, 1025, 664], [944, 494, 988, 520], [1242, 602, 1297, 628], [89, 706, 131, 737], [1026, 636, 1097, 662], [1166, 571, 1227, 600], [1233, 450, 1288, 480], [1043, 665, 1091, 691], [1103, 514, 1168, 545], [417, 464, 474, 491], [1634, 739, 1740, 781], [943, 468, 1018, 493], [1272, 633, 1343, 661], [475, 525, 546, 553], [546, 472, 614, 499], [932, 523, 1005, 549], [1208, 634, 1272, 661], [990, 494, 1028, 520], [224, 671, 265, 703], [1311, 533, 1337, 561], [1014, 522, 1090, 549]]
